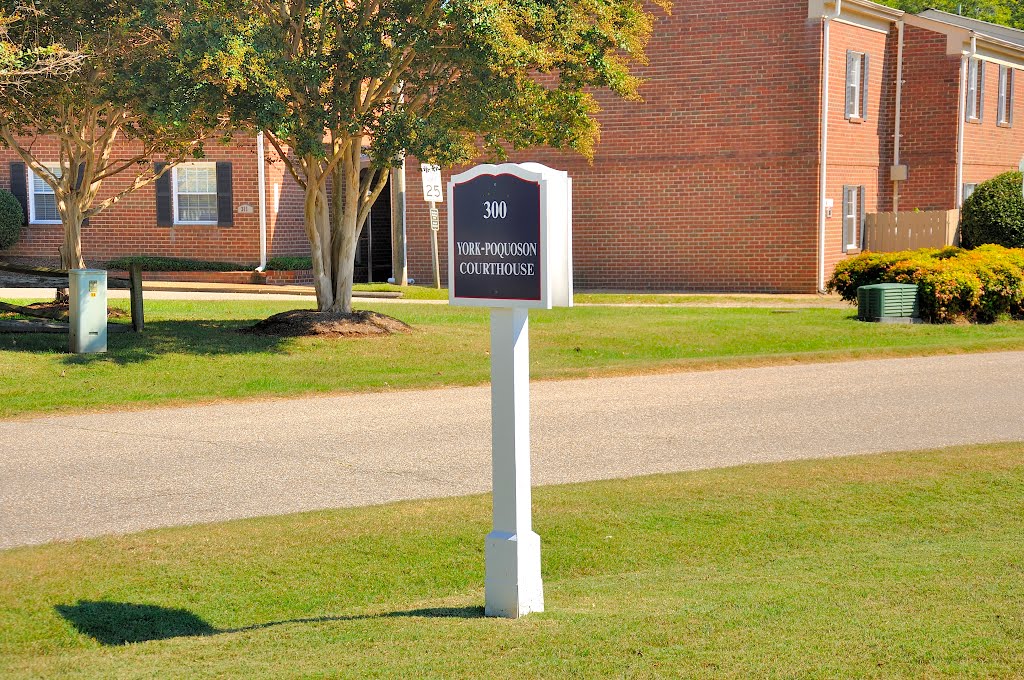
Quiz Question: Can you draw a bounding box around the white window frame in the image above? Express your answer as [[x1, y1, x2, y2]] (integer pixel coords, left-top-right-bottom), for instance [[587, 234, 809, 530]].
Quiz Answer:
[[962, 183, 978, 202], [28, 164, 62, 224], [966, 58, 984, 122], [842, 185, 864, 253], [998, 65, 1014, 126], [171, 162, 219, 225], [846, 51, 869, 121]]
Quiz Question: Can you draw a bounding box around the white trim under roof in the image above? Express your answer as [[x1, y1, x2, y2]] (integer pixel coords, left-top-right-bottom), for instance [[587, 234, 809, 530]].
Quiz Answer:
[[917, 9, 1024, 48], [809, 0, 904, 34], [905, 11, 1024, 69]]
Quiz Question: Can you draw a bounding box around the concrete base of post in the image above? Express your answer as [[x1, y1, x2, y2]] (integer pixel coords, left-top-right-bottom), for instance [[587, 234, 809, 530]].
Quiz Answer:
[[485, 529, 544, 618]]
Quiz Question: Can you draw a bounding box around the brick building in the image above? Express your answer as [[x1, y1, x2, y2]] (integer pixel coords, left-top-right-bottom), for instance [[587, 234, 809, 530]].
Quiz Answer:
[[3, 1, 1024, 292]]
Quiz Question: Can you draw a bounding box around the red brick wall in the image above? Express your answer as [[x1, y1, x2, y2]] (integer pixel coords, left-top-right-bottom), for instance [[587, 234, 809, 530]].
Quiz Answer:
[[822, 19, 895, 277], [0, 133, 311, 266], [962, 61, 1024, 191], [408, 0, 825, 293], [897, 26, 960, 212], [263, 145, 311, 260]]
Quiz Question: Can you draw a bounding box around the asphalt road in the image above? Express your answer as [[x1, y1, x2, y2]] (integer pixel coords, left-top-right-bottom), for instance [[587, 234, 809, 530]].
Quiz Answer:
[[2, 351, 1024, 549]]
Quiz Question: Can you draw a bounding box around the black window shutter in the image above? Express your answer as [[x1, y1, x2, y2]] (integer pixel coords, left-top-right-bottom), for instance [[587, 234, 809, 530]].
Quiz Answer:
[[9, 162, 28, 225], [154, 163, 172, 227], [862, 53, 870, 121], [216, 162, 233, 226]]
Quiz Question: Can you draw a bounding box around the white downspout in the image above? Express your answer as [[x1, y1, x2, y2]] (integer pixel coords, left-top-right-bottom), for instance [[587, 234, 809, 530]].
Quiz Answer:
[[893, 20, 905, 213], [256, 131, 268, 271], [956, 37, 976, 209], [956, 57, 967, 210], [818, 0, 840, 292]]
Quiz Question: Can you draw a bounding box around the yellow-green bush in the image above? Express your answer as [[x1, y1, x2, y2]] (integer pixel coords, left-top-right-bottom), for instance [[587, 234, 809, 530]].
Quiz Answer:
[[828, 245, 1024, 323]]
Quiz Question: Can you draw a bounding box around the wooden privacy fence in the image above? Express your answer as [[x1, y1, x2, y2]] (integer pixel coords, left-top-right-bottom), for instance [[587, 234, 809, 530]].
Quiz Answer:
[[0, 261, 144, 332], [864, 210, 960, 252]]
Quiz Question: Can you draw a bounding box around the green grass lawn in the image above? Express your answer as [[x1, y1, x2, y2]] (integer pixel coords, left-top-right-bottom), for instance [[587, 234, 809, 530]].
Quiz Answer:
[[354, 283, 843, 306], [1, 443, 1021, 677], [2, 299, 1024, 419]]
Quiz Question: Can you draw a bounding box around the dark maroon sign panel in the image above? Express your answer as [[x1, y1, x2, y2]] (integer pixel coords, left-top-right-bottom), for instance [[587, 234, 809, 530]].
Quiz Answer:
[[452, 174, 542, 301]]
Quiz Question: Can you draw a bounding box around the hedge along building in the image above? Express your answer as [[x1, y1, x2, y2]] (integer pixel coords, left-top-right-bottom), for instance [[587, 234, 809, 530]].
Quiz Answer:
[[2, 1, 1024, 292]]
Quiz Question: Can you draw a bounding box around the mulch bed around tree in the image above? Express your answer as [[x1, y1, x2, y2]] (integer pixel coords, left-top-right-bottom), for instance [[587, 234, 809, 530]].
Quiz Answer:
[[241, 309, 413, 338]]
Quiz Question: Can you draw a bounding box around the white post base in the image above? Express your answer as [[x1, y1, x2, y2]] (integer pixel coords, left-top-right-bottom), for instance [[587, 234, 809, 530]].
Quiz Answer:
[[485, 530, 544, 618]]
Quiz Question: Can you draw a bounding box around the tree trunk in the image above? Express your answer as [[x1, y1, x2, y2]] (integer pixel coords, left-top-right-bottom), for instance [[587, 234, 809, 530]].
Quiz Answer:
[[330, 158, 363, 315], [58, 202, 86, 271], [54, 200, 86, 304], [301, 160, 334, 312]]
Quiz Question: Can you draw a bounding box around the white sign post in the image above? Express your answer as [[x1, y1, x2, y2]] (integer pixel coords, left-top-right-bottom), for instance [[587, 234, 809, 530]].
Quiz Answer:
[[448, 163, 572, 618], [421, 163, 444, 290]]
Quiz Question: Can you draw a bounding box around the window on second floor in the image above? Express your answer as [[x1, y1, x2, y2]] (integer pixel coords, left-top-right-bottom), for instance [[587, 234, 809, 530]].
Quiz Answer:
[[966, 58, 985, 122], [998, 65, 1014, 126], [846, 51, 870, 121]]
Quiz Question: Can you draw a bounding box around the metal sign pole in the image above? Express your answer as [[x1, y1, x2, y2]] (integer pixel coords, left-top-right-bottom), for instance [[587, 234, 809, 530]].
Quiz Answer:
[[430, 201, 441, 290], [485, 306, 543, 618]]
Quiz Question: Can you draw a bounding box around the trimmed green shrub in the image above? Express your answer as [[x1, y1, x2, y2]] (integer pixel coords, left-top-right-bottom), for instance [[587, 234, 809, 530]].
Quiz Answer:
[[264, 256, 312, 271], [0, 188, 23, 250], [961, 171, 1024, 249], [828, 245, 1024, 323], [105, 256, 250, 272]]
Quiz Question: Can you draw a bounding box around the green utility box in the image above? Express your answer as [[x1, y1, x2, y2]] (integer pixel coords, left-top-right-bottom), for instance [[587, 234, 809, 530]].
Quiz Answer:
[[857, 283, 920, 323]]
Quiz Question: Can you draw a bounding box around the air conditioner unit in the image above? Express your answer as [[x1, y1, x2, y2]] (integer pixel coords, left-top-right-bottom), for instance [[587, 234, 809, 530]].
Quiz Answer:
[[856, 283, 920, 323]]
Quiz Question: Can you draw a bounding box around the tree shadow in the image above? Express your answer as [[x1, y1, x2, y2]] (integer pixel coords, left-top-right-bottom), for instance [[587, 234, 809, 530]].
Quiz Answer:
[[55, 600, 484, 646], [0, 319, 290, 365]]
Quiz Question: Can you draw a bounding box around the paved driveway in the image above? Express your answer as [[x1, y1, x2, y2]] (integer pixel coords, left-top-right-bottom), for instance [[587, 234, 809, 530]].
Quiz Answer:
[[2, 351, 1023, 549]]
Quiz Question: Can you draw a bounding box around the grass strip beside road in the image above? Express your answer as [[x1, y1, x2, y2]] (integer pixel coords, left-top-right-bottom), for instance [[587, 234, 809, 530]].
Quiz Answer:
[[1, 443, 1022, 677], [2, 299, 1024, 419], [353, 284, 846, 306]]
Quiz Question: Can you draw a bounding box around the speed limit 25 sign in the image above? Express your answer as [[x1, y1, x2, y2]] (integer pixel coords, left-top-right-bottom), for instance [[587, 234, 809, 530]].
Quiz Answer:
[[420, 164, 444, 203]]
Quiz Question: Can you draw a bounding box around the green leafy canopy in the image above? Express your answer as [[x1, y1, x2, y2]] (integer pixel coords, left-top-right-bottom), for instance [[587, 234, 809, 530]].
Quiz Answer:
[[179, 0, 665, 167], [878, 0, 1023, 29]]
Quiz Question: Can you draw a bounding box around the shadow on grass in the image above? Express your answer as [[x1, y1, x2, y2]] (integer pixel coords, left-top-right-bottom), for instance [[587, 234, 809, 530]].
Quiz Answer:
[[56, 600, 484, 645], [0, 319, 289, 365]]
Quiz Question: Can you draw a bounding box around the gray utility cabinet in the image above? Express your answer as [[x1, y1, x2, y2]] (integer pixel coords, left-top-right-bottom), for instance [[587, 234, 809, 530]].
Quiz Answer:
[[857, 283, 920, 323], [69, 269, 107, 353]]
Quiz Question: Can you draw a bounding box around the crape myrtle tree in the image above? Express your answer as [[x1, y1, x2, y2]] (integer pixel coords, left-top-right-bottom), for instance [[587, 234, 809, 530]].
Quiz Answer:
[[184, 0, 663, 314], [0, 0, 221, 270], [0, 5, 83, 87]]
